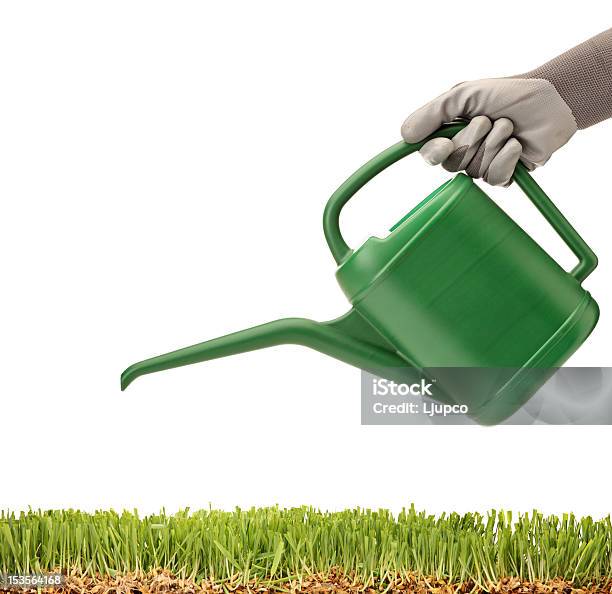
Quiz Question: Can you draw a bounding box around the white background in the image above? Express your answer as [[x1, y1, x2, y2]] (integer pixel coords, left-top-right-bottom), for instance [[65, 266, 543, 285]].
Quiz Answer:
[[1, 2, 611, 516]]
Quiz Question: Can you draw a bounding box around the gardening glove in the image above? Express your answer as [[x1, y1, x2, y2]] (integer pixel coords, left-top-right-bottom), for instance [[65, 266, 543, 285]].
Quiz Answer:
[[401, 28, 612, 186]]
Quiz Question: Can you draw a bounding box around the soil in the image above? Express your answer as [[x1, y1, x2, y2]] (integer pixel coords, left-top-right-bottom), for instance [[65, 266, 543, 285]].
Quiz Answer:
[[1, 570, 611, 594]]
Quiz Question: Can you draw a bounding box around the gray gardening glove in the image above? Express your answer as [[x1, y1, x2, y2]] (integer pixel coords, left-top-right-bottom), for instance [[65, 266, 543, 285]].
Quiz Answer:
[[401, 29, 612, 186]]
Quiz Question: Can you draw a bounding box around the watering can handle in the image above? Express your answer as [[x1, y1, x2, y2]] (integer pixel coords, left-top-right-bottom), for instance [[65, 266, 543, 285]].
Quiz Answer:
[[323, 123, 597, 283]]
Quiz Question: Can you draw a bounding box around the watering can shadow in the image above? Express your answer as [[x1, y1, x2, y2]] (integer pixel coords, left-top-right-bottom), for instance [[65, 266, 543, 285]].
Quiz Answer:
[[122, 123, 599, 425]]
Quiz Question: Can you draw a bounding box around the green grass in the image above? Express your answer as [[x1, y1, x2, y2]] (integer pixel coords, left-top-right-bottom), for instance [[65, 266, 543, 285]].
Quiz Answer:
[[1, 507, 611, 589]]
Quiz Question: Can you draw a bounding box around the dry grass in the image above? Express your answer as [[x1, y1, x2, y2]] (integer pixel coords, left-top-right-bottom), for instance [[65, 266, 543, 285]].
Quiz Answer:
[[1, 571, 612, 594]]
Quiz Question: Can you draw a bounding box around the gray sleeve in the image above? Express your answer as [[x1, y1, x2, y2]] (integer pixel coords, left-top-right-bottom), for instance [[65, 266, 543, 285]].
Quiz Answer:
[[523, 28, 612, 129]]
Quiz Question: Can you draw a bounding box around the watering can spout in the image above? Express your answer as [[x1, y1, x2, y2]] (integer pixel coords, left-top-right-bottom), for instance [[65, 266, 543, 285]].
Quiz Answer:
[[121, 309, 406, 390]]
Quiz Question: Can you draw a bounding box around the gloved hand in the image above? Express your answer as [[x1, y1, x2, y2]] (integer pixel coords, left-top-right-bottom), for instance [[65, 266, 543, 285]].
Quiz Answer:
[[401, 29, 612, 186], [401, 77, 577, 186]]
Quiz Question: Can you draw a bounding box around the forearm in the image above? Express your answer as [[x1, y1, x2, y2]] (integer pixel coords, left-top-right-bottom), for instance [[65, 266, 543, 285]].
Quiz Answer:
[[523, 28, 612, 129]]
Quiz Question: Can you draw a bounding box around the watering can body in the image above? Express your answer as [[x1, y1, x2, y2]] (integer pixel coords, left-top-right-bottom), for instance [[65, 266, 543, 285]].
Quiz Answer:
[[335, 173, 598, 424], [122, 124, 599, 425]]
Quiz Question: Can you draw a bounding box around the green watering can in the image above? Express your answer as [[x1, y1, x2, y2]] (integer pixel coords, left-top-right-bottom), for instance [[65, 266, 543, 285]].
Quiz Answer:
[[122, 123, 599, 424]]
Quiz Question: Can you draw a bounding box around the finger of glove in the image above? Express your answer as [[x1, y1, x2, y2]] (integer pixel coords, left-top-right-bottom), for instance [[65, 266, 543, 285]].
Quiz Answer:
[[442, 116, 492, 172], [484, 138, 523, 186], [401, 86, 471, 143], [420, 138, 455, 165], [465, 118, 514, 178]]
